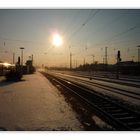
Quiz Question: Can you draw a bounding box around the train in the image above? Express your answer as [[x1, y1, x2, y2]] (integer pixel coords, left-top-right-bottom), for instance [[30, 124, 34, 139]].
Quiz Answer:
[[0, 62, 15, 76], [0, 60, 36, 81]]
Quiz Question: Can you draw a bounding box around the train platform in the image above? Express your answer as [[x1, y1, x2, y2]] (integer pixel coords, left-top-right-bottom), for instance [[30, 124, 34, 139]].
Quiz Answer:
[[0, 72, 83, 130]]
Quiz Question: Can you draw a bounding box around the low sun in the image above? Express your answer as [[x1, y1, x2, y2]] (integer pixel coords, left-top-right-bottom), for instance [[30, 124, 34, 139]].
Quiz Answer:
[[52, 33, 63, 47]]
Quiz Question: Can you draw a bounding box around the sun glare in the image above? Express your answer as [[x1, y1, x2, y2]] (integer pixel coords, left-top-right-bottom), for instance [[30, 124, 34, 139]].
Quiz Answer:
[[52, 33, 63, 47]]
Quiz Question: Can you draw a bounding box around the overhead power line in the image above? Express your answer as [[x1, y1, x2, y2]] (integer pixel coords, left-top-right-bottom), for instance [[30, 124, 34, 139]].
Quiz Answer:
[[85, 10, 130, 41], [62, 10, 81, 37], [88, 21, 140, 49], [107, 23, 140, 43], [68, 10, 100, 42]]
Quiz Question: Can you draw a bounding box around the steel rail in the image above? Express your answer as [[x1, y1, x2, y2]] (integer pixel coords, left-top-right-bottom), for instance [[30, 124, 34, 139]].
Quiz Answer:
[[54, 71, 140, 88], [66, 77, 140, 100], [42, 72, 140, 130], [50, 72, 140, 101]]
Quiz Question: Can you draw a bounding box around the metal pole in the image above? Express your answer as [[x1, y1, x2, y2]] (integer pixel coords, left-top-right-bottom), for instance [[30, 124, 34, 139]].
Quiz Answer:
[[70, 52, 72, 70], [21, 49, 23, 65], [92, 55, 94, 64], [32, 54, 33, 62], [103, 58, 105, 64], [105, 47, 108, 65], [138, 48, 140, 62], [20, 47, 24, 66], [76, 60, 77, 68], [137, 45, 140, 62], [91, 55, 95, 76], [13, 53, 15, 64], [84, 57, 85, 65]]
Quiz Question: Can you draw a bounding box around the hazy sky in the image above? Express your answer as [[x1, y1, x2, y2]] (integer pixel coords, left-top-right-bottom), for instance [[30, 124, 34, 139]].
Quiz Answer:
[[0, 9, 140, 67]]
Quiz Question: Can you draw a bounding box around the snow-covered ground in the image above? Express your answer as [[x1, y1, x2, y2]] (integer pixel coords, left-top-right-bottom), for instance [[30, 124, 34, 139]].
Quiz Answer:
[[48, 71, 140, 107], [0, 72, 83, 130], [51, 70, 140, 86]]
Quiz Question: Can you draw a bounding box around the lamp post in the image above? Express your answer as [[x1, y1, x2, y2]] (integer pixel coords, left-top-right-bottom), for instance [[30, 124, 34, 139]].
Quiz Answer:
[[20, 47, 24, 66], [13, 52, 15, 64], [137, 45, 140, 62], [70, 52, 72, 70]]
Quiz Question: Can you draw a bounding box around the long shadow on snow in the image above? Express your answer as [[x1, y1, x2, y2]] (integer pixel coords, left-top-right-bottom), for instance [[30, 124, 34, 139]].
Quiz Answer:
[[0, 79, 26, 87]]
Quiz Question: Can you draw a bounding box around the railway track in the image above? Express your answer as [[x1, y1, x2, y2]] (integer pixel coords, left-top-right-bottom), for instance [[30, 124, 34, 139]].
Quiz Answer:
[[50, 72, 140, 101], [42, 72, 140, 130], [56, 71, 140, 88]]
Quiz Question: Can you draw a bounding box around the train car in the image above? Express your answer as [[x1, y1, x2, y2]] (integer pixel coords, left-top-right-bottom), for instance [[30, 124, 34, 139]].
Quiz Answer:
[[0, 62, 14, 76]]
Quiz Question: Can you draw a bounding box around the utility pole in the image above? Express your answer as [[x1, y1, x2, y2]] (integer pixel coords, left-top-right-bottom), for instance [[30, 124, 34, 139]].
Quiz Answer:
[[91, 54, 95, 79], [70, 52, 72, 70], [91, 55, 95, 64], [105, 47, 108, 65], [83, 57, 85, 65], [20, 47, 25, 66], [32, 54, 33, 62], [13, 53, 15, 64], [31, 54, 34, 65], [137, 45, 140, 62], [103, 58, 105, 64]]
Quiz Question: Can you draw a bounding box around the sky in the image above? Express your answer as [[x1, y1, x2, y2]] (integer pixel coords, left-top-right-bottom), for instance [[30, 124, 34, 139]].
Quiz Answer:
[[0, 9, 140, 67]]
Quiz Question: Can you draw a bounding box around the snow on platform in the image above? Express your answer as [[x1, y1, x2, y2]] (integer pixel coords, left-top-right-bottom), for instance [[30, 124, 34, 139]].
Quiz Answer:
[[0, 72, 83, 130]]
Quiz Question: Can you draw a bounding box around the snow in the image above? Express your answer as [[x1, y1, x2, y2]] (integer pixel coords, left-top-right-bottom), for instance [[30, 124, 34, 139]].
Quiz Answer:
[[50, 71, 140, 94], [48, 71, 140, 107], [53, 70, 140, 86], [0, 72, 83, 130]]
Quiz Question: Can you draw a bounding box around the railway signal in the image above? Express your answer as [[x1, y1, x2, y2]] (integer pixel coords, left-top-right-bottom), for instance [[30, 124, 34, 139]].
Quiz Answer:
[[116, 50, 121, 79], [117, 50, 121, 62]]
